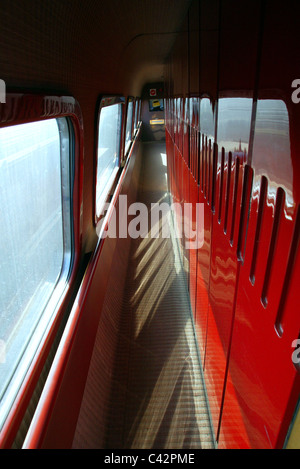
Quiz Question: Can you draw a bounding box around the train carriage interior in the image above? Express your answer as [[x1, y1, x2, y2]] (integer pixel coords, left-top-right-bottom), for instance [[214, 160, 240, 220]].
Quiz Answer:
[[0, 0, 299, 450]]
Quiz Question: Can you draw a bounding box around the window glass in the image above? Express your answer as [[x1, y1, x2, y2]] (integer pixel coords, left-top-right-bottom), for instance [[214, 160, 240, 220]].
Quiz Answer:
[[134, 99, 139, 132], [96, 103, 122, 217], [125, 100, 133, 153], [0, 118, 72, 426]]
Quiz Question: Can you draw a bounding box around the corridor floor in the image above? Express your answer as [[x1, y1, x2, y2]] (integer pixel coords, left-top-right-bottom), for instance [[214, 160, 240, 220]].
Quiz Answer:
[[73, 142, 215, 449]]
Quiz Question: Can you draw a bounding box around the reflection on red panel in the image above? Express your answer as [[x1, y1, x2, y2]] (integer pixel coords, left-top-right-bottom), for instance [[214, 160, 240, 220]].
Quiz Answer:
[[219, 99, 300, 448], [164, 90, 299, 449], [164, 0, 300, 451], [207, 155, 247, 438], [189, 176, 197, 315]]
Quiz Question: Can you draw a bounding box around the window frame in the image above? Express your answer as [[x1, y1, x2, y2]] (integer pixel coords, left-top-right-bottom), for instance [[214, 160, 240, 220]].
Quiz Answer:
[[0, 93, 83, 448], [94, 95, 125, 225], [133, 98, 141, 135], [124, 96, 134, 156]]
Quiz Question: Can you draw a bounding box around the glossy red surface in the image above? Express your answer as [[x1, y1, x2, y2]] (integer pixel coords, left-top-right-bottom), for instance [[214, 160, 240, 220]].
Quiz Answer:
[[165, 89, 300, 447], [164, 0, 300, 448]]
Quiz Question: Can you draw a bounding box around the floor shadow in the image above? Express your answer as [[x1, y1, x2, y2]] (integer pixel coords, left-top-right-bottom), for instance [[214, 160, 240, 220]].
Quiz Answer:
[[104, 142, 214, 449]]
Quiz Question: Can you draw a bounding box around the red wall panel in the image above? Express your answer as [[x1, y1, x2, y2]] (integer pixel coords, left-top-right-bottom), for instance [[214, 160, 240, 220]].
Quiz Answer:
[[164, 0, 300, 449]]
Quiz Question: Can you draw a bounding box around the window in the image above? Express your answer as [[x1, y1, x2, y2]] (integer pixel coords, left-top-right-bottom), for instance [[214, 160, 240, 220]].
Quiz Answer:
[[134, 99, 139, 133], [125, 98, 133, 154], [96, 99, 123, 218], [0, 117, 73, 427], [134, 98, 141, 134]]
